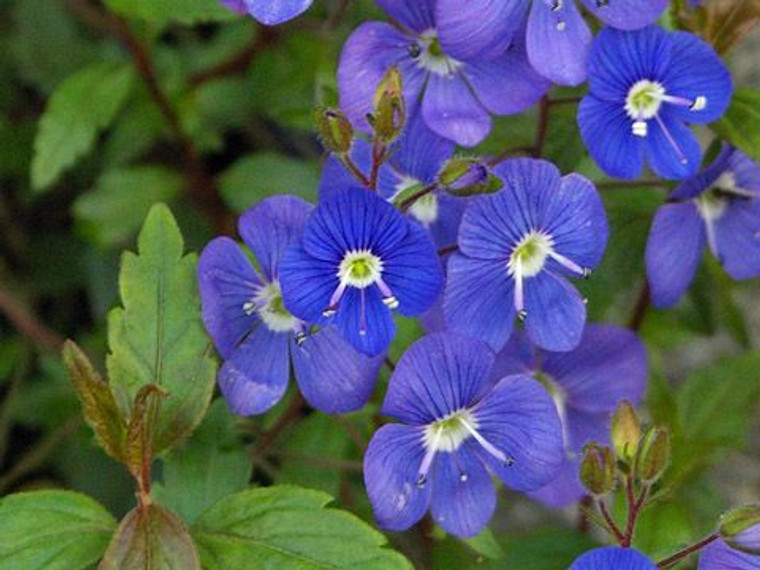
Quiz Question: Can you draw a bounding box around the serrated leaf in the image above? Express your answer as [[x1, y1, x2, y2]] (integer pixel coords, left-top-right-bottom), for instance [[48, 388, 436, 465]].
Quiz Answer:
[[31, 62, 134, 192], [712, 88, 760, 164], [219, 152, 319, 213], [153, 400, 252, 525], [100, 504, 200, 570], [192, 486, 412, 569], [0, 490, 117, 570], [104, 0, 235, 25], [107, 204, 216, 457], [74, 167, 183, 249], [62, 340, 127, 463]]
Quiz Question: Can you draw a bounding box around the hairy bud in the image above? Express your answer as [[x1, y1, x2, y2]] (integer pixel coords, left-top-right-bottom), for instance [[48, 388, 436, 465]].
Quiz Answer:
[[636, 427, 669, 483], [314, 107, 354, 154], [611, 400, 641, 468], [438, 158, 502, 197], [719, 506, 760, 555], [580, 443, 616, 496], [371, 66, 405, 144]]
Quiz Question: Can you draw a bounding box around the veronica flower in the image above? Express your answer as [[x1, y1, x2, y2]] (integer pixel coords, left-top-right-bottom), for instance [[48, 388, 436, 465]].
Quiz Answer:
[[700, 539, 760, 569], [338, 1, 550, 147], [570, 547, 656, 569], [320, 110, 466, 248], [646, 146, 760, 308], [364, 333, 563, 537], [491, 325, 647, 508], [436, 0, 667, 86], [444, 159, 608, 353], [198, 196, 382, 415], [279, 187, 443, 356], [579, 26, 732, 180], [220, 0, 312, 25]]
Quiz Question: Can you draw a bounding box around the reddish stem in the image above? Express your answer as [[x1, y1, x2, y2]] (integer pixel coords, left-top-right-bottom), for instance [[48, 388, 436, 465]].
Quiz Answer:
[[398, 183, 438, 212], [340, 154, 372, 187], [657, 533, 720, 568], [598, 500, 626, 544]]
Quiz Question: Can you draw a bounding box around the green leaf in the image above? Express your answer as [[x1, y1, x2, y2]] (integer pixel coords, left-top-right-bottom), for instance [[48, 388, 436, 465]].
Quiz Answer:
[[107, 204, 216, 457], [100, 504, 200, 570], [219, 152, 319, 213], [0, 490, 117, 570], [676, 353, 760, 450], [74, 167, 184, 249], [462, 528, 504, 561], [31, 62, 134, 192], [632, 501, 694, 560], [104, 0, 235, 25], [154, 400, 252, 525], [192, 486, 412, 569], [712, 88, 760, 164], [277, 413, 354, 496], [62, 340, 127, 463]]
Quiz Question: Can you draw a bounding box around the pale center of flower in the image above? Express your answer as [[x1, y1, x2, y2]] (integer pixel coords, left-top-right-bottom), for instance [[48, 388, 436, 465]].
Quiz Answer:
[[536, 371, 571, 452], [506, 230, 590, 320], [338, 249, 384, 289], [415, 408, 514, 488], [394, 176, 440, 226], [625, 80, 665, 121], [623, 80, 706, 167], [245, 280, 300, 333], [410, 29, 463, 77], [508, 231, 554, 278], [696, 188, 729, 222]]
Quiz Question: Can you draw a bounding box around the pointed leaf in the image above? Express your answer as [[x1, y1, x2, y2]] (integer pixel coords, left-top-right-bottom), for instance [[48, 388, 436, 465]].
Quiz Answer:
[[31, 62, 134, 192], [192, 486, 412, 569], [0, 490, 117, 570], [100, 504, 200, 570], [107, 204, 216, 457], [153, 400, 252, 525]]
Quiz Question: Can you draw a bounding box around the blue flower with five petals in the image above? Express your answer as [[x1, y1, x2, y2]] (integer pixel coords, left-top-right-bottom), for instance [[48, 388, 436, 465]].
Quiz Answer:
[[444, 158, 608, 353], [579, 26, 732, 180], [364, 333, 563, 537]]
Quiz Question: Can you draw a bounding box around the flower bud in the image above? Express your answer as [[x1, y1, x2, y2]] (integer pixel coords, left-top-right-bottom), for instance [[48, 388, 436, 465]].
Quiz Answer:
[[719, 506, 760, 555], [636, 427, 669, 483], [580, 443, 616, 496], [314, 107, 353, 155], [370, 66, 405, 144], [611, 400, 641, 467], [438, 158, 502, 197]]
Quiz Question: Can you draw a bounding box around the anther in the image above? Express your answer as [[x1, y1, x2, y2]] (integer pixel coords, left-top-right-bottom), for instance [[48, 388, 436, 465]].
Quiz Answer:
[[596, 0, 609, 6], [632, 120, 648, 137], [294, 331, 308, 346], [518, 309, 527, 321], [459, 473, 468, 483], [408, 42, 421, 59], [550, 0, 563, 11], [382, 296, 399, 309], [243, 301, 257, 315], [505, 456, 515, 467], [581, 267, 592, 279], [416, 474, 427, 488], [556, 20, 566, 31], [690, 96, 707, 111], [323, 308, 336, 317]]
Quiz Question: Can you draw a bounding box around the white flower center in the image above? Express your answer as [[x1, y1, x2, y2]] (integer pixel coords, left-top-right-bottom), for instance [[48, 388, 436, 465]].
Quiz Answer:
[[508, 231, 554, 278], [337, 249, 384, 289], [625, 80, 666, 122], [393, 176, 439, 226], [244, 280, 300, 333], [415, 408, 514, 487], [506, 230, 590, 320], [411, 29, 463, 77]]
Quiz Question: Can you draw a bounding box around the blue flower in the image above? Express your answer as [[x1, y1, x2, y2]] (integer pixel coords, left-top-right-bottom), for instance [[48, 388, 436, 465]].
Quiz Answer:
[[220, 0, 312, 25], [435, 0, 668, 86], [363, 333, 563, 537], [579, 26, 732, 180], [492, 325, 648, 508], [646, 146, 760, 308], [279, 187, 443, 356], [444, 158, 608, 352], [198, 196, 382, 415], [337, 1, 550, 146], [320, 110, 466, 248], [570, 546, 656, 569], [700, 539, 760, 569]]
